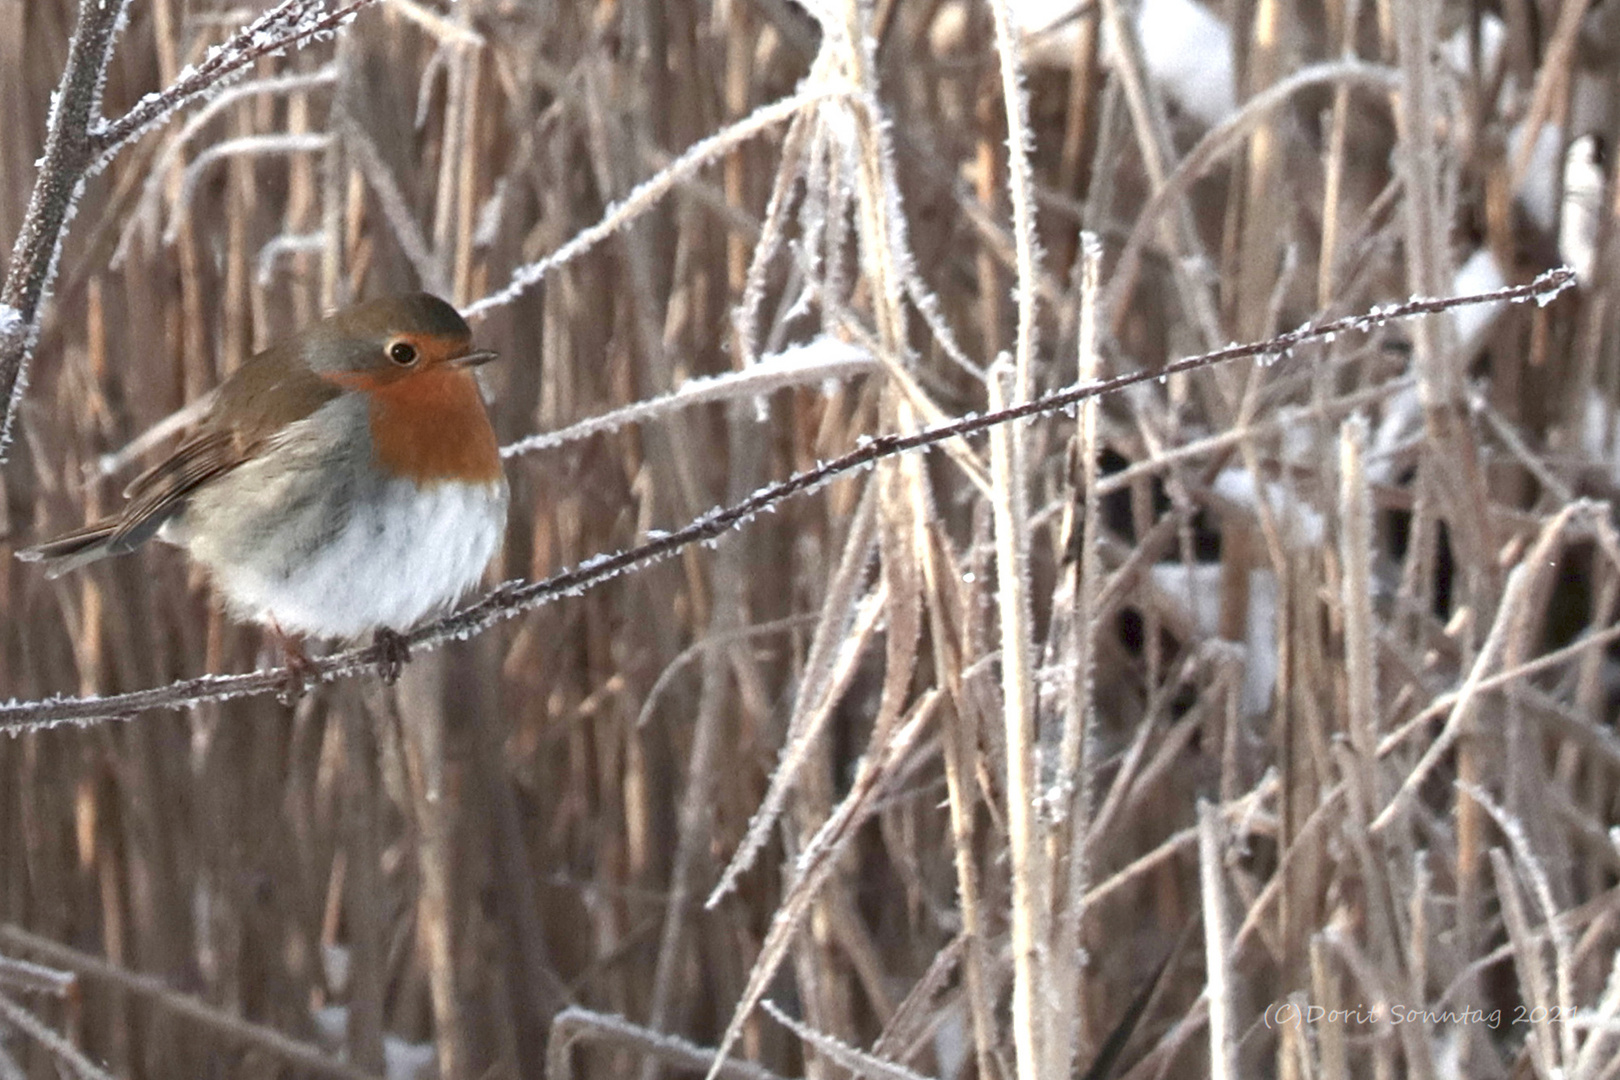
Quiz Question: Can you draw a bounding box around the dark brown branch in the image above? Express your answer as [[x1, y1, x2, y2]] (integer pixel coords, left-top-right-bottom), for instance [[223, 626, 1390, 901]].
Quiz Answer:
[[0, 267, 1575, 731]]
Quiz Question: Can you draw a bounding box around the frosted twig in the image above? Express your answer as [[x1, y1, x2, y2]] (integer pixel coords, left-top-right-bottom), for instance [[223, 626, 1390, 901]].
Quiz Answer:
[[501, 338, 876, 458], [0, 990, 120, 1080], [1467, 785, 1578, 1072], [760, 1000, 934, 1080], [706, 584, 888, 907], [0, 269, 1575, 728], [1375, 619, 1620, 764], [0, 955, 72, 997], [1197, 801, 1237, 1080], [632, 614, 819, 732], [90, 1, 376, 166], [1050, 234, 1103, 1077], [1339, 416, 1380, 771], [987, 0, 1043, 404], [546, 1008, 787, 1080], [1, 0, 375, 462], [464, 86, 843, 319], [113, 65, 340, 266], [167, 133, 333, 244], [702, 694, 938, 1080], [1098, 59, 1400, 333], [1371, 496, 1601, 833], [983, 13, 1050, 1072], [256, 234, 329, 287], [730, 110, 814, 368], [0, 0, 132, 461], [0, 924, 379, 1080], [988, 350, 1048, 1080]]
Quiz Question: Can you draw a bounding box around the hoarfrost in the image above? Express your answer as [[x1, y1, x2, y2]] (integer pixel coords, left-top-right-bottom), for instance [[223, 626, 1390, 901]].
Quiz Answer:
[[1439, 14, 1505, 79], [473, 178, 508, 249]]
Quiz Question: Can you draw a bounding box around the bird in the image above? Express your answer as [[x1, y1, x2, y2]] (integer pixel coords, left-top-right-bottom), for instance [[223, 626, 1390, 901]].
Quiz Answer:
[[19, 293, 509, 684]]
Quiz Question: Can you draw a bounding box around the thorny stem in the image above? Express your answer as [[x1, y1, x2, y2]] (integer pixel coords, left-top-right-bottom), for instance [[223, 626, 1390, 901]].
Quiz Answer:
[[0, 267, 1573, 731], [0, 0, 377, 462]]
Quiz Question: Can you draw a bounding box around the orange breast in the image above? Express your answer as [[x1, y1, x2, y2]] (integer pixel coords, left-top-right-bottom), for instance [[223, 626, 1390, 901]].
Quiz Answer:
[[364, 369, 502, 484]]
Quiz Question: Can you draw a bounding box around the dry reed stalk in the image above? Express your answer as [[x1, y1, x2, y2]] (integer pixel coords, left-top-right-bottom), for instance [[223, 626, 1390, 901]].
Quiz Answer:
[[11, 1, 1620, 1078]]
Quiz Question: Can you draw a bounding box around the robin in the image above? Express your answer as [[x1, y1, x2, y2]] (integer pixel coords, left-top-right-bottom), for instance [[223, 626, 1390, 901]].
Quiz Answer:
[[19, 293, 509, 684]]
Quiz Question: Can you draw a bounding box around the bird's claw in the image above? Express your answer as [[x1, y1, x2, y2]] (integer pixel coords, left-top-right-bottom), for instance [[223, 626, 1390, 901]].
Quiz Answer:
[[373, 628, 411, 685], [276, 636, 316, 705]]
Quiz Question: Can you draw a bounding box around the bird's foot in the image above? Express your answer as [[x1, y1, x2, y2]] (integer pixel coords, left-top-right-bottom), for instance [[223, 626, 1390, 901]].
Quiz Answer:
[[373, 628, 411, 685], [271, 627, 316, 704]]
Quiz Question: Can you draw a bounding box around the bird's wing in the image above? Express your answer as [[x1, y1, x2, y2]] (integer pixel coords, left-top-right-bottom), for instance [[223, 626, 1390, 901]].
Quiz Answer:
[[18, 429, 253, 574], [110, 353, 345, 549], [108, 430, 250, 550], [43, 343, 346, 564]]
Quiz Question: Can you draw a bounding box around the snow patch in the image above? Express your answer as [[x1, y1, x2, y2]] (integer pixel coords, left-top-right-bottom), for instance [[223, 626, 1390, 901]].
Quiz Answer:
[[1561, 133, 1604, 283], [1149, 563, 1278, 716], [1018, 0, 1235, 126], [312, 1006, 437, 1080], [1212, 467, 1324, 547], [1450, 248, 1506, 348], [1513, 122, 1564, 233], [1367, 384, 1422, 486], [1439, 14, 1505, 79], [1582, 396, 1620, 489]]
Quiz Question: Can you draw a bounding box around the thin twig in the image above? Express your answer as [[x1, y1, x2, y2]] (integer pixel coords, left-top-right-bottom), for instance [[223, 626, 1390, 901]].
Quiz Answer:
[[89, 1, 377, 164], [0, 0, 379, 461], [0, 991, 118, 1080], [0, 0, 131, 460], [0, 269, 1575, 730], [0, 925, 380, 1080]]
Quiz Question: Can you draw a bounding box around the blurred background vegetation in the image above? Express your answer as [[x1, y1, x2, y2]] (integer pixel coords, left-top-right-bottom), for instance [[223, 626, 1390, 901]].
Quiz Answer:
[[5, 1, 1620, 1078]]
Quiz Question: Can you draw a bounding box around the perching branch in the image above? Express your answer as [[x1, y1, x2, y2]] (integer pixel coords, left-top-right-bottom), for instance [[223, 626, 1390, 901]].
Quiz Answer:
[[0, 266, 1574, 732]]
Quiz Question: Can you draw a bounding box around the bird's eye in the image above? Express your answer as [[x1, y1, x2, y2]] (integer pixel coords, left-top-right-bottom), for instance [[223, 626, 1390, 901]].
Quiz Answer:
[[388, 341, 419, 366]]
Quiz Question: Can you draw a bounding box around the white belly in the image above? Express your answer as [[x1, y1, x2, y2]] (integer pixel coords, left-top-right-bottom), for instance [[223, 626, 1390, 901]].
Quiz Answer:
[[204, 478, 507, 639], [161, 397, 508, 641]]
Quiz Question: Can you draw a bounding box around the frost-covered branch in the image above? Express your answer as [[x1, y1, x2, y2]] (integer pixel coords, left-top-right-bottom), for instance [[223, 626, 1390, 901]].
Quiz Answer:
[[0, 989, 119, 1080], [464, 85, 843, 319], [90, 0, 375, 165], [0, 0, 130, 461], [501, 337, 876, 458], [115, 65, 340, 265], [0, 268, 1575, 730], [0, 0, 377, 463]]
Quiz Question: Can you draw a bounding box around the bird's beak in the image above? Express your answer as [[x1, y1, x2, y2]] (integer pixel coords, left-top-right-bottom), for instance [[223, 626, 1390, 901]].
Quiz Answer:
[[450, 349, 500, 369]]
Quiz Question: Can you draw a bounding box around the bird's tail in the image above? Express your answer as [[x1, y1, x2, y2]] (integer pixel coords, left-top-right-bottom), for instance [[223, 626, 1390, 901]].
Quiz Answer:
[[16, 521, 124, 579]]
